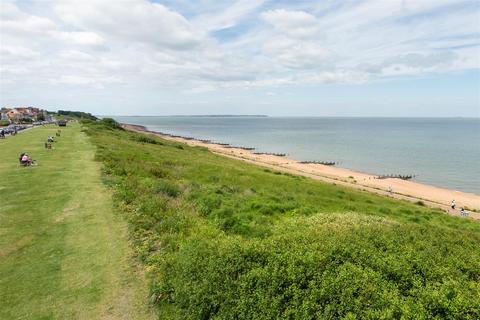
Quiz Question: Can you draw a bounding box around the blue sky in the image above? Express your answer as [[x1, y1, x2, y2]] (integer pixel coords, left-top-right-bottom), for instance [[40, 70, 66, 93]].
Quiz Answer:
[[1, 0, 479, 116]]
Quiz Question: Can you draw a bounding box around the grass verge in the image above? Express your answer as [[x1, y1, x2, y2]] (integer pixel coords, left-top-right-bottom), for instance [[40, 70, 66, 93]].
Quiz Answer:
[[0, 124, 155, 319]]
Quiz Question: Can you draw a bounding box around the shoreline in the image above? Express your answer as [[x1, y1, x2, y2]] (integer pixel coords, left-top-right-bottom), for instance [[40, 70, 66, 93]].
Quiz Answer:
[[122, 123, 480, 219]]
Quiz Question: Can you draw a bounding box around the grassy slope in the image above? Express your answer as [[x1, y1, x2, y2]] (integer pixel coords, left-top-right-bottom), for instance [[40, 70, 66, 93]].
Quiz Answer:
[[0, 124, 154, 319], [85, 121, 480, 319]]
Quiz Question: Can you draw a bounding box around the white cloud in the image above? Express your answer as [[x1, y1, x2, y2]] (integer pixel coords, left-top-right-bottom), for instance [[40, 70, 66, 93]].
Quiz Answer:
[[53, 0, 203, 50], [51, 31, 105, 46], [0, 0, 478, 98], [261, 9, 318, 38], [263, 37, 328, 69], [0, 45, 39, 60], [0, 1, 104, 49], [0, 2, 56, 36], [53, 74, 122, 86], [193, 0, 266, 31]]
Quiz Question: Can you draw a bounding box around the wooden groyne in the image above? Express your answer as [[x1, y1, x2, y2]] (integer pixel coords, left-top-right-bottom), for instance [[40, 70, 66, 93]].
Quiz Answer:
[[299, 161, 337, 166], [253, 152, 287, 157], [154, 132, 256, 152], [376, 174, 415, 180], [224, 145, 255, 150]]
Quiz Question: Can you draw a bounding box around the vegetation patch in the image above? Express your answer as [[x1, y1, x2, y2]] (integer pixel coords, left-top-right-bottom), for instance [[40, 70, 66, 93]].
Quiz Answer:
[[134, 134, 165, 145], [57, 110, 97, 120], [83, 121, 480, 319]]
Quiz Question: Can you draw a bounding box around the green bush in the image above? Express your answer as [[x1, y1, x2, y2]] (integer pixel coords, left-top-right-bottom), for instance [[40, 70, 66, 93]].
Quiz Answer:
[[134, 135, 164, 145], [100, 117, 122, 129], [57, 110, 97, 120], [155, 180, 180, 198]]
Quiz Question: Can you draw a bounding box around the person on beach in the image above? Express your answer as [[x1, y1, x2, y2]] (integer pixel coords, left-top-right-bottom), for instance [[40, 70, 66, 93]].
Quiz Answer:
[[460, 207, 465, 216], [451, 199, 456, 210], [388, 186, 393, 194]]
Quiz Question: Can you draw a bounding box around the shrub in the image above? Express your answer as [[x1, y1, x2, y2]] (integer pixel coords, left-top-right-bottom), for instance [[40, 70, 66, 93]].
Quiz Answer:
[[193, 194, 223, 216], [57, 110, 97, 120], [156, 217, 480, 319], [134, 135, 164, 145], [155, 180, 180, 197], [100, 117, 122, 129]]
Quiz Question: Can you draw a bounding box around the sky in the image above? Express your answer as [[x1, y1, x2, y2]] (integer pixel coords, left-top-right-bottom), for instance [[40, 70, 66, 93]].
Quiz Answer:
[[0, 0, 479, 117]]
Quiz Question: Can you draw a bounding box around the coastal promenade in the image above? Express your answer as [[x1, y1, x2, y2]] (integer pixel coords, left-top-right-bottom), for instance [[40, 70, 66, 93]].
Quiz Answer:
[[123, 124, 480, 220]]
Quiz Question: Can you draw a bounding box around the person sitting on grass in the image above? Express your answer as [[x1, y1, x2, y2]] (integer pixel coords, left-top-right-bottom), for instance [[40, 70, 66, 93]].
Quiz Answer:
[[19, 153, 35, 166]]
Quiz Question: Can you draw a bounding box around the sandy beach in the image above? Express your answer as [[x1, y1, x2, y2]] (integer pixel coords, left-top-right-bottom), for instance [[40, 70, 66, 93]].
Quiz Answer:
[[123, 123, 480, 220]]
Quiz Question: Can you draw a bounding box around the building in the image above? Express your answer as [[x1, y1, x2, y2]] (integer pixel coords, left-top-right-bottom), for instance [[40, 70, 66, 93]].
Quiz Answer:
[[0, 107, 47, 123], [0, 108, 9, 121]]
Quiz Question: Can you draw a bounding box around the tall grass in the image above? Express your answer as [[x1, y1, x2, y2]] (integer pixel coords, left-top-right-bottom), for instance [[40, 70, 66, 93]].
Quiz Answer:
[[84, 120, 480, 319]]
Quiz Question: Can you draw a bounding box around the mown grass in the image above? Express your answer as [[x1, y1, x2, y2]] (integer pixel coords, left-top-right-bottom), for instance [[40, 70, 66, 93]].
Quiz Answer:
[[84, 119, 480, 319], [0, 124, 154, 319]]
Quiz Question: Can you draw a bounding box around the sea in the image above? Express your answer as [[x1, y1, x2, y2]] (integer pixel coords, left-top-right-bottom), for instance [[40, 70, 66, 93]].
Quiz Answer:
[[112, 116, 480, 194]]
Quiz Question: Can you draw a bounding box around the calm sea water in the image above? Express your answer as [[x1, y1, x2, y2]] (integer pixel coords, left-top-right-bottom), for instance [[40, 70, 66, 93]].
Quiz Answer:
[[113, 116, 480, 194]]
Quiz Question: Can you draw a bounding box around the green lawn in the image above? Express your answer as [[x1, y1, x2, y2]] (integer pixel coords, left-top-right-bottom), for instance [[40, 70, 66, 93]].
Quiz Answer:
[[84, 120, 480, 319], [0, 124, 155, 319]]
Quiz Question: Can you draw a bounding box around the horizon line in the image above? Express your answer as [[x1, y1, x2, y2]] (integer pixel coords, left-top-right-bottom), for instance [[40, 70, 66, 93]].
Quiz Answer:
[[100, 115, 480, 119]]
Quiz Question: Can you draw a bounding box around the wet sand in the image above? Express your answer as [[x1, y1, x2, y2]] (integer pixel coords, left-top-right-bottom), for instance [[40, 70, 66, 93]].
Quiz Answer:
[[123, 123, 480, 220]]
